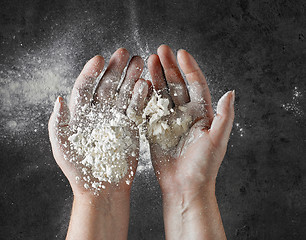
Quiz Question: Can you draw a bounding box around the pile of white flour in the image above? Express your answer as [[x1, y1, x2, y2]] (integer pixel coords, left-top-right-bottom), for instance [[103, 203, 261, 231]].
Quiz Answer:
[[140, 92, 192, 149], [68, 104, 137, 191], [127, 91, 192, 149]]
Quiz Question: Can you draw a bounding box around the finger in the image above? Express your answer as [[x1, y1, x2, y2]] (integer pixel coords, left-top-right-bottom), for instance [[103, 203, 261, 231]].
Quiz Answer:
[[148, 54, 173, 106], [94, 48, 129, 103], [157, 45, 189, 106], [116, 56, 144, 112], [148, 54, 167, 90], [126, 79, 149, 125], [49, 96, 70, 153], [69, 55, 104, 116], [209, 91, 235, 147], [177, 49, 214, 123]]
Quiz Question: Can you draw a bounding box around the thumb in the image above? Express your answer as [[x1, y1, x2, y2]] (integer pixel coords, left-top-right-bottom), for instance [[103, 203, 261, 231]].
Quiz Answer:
[[209, 91, 235, 147], [48, 96, 70, 147]]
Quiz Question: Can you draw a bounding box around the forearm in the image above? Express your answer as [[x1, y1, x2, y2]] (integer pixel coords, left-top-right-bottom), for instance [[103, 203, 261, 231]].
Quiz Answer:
[[66, 192, 131, 240], [162, 185, 226, 240]]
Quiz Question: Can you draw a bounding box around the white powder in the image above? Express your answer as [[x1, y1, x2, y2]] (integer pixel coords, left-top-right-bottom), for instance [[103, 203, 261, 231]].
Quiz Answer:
[[67, 90, 192, 193], [128, 91, 192, 150], [281, 86, 304, 117], [0, 47, 73, 138], [67, 104, 137, 192]]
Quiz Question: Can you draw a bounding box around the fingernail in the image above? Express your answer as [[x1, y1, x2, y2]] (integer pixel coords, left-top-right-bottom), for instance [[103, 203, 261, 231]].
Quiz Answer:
[[53, 96, 61, 112], [231, 90, 235, 105]]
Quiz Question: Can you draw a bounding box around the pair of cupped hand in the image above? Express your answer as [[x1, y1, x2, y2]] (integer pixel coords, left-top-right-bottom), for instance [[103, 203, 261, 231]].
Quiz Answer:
[[48, 45, 235, 198]]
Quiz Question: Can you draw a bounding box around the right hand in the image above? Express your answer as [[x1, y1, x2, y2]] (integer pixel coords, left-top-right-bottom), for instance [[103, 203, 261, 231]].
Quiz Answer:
[[146, 45, 235, 196]]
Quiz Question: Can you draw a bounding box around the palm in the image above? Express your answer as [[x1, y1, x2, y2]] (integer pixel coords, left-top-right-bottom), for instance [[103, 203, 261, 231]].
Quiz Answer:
[[160, 130, 225, 191], [53, 105, 139, 195], [150, 110, 218, 193]]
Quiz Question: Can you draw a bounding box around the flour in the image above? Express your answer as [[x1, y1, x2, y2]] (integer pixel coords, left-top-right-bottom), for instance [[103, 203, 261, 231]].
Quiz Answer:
[[67, 104, 137, 192], [0, 49, 73, 137], [281, 86, 304, 117], [128, 91, 192, 150]]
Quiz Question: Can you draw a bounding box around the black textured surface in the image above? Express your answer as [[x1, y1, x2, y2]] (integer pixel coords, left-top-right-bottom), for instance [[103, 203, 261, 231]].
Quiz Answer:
[[1, 0, 306, 239]]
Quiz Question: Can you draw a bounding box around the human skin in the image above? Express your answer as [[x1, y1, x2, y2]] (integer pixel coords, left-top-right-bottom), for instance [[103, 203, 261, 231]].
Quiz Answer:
[[48, 45, 234, 240], [146, 45, 235, 240], [48, 48, 148, 240]]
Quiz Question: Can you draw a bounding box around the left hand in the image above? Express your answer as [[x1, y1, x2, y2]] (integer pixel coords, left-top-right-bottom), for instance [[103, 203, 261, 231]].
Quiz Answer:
[[48, 49, 147, 197]]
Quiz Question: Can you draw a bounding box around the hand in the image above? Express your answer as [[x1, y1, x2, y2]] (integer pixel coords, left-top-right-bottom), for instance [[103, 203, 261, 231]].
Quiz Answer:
[[48, 48, 144, 197], [147, 45, 235, 195]]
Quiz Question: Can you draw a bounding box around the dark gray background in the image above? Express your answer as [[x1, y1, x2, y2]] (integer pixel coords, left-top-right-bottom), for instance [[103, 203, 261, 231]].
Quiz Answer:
[[1, 0, 306, 239]]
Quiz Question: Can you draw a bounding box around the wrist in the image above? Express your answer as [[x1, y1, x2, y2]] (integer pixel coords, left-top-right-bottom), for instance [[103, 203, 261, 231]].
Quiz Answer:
[[74, 190, 130, 207], [162, 180, 216, 200], [67, 188, 131, 240], [162, 184, 217, 227], [162, 185, 216, 208]]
